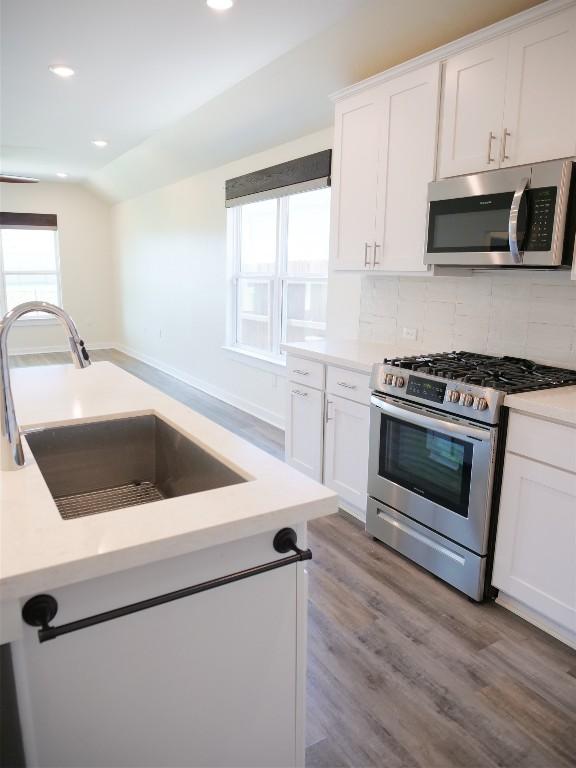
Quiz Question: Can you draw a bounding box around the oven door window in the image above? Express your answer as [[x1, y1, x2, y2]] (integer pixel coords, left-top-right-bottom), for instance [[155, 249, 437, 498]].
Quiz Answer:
[[427, 191, 526, 253], [379, 414, 473, 517]]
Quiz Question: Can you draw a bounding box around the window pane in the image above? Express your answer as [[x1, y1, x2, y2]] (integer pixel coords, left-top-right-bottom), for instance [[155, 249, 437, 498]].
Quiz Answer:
[[286, 187, 330, 275], [283, 280, 327, 344], [240, 199, 277, 273], [1, 229, 58, 272], [5, 274, 59, 312], [237, 278, 273, 352]]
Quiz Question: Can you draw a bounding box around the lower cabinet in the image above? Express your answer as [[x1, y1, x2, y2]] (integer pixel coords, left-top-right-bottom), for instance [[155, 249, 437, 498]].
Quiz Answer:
[[285, 356, 371, 521], [285, 382, 324, 481], [324, 395, 370, 517], [493, 412, 576, 645]]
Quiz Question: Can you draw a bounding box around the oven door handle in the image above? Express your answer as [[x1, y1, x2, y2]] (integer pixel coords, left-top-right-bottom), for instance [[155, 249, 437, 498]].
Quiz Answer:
[[508, 176, 529, 265], [370, 395, 492, 442]]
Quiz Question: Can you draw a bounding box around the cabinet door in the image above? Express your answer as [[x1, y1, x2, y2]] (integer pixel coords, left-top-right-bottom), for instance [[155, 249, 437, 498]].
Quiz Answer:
[[323, 395, 370, 520], [331, 91, 381, 270], [374, 63, 440, 273], [502, 7, 576, 167], [493, 452, 576, 632], [438, 38, 509, 178], [285, 382, 324, 481]]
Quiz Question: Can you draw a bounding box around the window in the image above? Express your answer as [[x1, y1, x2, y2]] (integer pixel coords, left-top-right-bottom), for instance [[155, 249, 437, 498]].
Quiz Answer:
[[0, 225, 61, 319], [229, 186, 330, 360]]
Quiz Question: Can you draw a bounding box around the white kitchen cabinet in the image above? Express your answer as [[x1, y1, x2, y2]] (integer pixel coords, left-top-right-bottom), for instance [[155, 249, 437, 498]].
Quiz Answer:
[[330, 90, 381, 270], [502, 7, 576, 168], [11, 532, 307, 768], [493, 412, 576, 645], [285, 381, 324, 481], [331, 63, 439, 273], [438, 6, 576, 178], [285, 355, 371, 520], [437, 38, 509, 178], [374, 63, 440, 272], [323, 395, 370, 520]]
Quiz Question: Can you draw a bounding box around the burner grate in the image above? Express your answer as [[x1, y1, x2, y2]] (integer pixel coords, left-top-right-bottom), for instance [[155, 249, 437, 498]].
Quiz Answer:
[[384, 351, 576, 394]]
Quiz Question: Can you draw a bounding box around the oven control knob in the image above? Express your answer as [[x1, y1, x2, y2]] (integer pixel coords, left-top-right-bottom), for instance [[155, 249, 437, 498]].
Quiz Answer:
[[474, 397, 488, 411], [461, 393, 474, 407], [385, 373, 394, 386], [447, 389, 460, 403], [394, 376, 405, 388]]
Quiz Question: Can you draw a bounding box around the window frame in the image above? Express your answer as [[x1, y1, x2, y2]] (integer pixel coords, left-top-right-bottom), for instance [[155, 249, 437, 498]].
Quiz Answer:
[[0, 226, 63, 324], [227, 191, 329, 366]]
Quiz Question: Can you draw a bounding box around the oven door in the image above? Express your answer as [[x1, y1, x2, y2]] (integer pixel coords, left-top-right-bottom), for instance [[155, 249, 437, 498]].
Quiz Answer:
[[368, 394, 496, 555]]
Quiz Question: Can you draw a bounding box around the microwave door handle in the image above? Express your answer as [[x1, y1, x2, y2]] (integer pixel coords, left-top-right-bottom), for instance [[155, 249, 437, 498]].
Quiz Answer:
[[370, 395, 491, 442], [509, 177, 529, 265]]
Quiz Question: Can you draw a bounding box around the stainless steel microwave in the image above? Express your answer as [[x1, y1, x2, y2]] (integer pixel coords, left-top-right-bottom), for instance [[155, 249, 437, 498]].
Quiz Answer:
[[425, 159, 576, 268]]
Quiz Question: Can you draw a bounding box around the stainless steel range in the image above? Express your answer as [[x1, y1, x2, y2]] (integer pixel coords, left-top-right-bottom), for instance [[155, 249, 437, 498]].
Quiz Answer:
[[367, 352, 576, 601]]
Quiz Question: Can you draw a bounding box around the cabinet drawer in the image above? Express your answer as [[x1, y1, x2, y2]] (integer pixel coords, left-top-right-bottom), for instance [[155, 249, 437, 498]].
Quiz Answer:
[[287, 356, 325, 390], [326, 365, 371, 405], [506, 412, 576, 474]]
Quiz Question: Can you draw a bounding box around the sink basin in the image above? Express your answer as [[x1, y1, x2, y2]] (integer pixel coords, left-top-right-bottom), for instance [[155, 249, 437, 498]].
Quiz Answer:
[[25, 415, 246, 520]]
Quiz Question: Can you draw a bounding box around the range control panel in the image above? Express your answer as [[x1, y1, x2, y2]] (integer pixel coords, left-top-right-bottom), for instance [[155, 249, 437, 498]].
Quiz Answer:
[[406, 375, 446, 403]]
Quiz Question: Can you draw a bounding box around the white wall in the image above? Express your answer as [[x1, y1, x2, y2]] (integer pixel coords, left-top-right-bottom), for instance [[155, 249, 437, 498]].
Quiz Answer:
[[359, 272, 576, 369], [1, 182, 116, 353], [113, 128, 333, 428]]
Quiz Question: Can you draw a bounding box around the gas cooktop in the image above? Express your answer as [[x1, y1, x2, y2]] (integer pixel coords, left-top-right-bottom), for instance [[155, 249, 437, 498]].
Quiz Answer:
[[383, 352, 576, 395]]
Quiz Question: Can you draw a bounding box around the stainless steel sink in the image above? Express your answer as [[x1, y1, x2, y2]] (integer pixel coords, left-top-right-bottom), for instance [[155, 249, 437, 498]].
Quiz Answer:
[[25, 415, 246, 520]]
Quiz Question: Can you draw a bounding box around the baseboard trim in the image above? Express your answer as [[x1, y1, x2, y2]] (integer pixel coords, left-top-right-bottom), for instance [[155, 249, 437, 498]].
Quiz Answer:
[[496, 592, 576, 650], [115, 343, 285, 430], [9, 342, 118, 356]]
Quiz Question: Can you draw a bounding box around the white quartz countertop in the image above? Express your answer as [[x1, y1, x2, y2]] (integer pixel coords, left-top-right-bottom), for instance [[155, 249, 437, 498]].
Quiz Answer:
[[281, 339, 414, 374], [505, 385, 576, 427], [0, 363, 337, 600]]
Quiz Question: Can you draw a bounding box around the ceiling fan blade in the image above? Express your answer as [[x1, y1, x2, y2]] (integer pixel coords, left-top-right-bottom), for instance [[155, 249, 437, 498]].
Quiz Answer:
[[0, 174, 40, 183]]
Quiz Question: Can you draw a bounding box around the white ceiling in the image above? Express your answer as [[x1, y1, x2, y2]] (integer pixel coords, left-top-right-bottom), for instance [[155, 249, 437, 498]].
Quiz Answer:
[[0, 0, 361, 180]]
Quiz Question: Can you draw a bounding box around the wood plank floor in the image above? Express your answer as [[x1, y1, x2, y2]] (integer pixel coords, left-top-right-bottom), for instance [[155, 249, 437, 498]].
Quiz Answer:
[[10, 350, 576, 768]]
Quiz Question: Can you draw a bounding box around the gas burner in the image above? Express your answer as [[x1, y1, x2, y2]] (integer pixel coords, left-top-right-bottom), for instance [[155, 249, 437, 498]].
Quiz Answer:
[[383, 351, 576, 394]]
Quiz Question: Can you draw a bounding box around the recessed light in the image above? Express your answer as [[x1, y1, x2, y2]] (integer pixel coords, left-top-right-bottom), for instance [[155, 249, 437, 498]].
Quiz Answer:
[[49, 65, 75, 78], [206, 0, 234, 10], [92, 139, 108, 148], [56, 172, 68, 178]]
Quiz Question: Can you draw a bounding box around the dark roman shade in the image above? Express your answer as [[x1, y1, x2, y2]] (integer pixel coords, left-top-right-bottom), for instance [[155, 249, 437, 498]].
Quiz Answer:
[[225, 149, 331, 208], [0, 212, 57, 230]]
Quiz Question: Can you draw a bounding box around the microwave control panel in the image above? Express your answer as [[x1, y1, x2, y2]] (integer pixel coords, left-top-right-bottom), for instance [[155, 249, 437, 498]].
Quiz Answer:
[[525, 186, 556, 251]]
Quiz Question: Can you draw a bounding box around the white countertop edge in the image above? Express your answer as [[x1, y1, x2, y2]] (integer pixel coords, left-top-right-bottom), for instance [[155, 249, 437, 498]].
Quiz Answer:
[[504, 386, 576, 428]]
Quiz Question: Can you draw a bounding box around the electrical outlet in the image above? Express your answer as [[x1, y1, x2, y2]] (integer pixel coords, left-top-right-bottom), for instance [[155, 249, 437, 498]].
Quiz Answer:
[[402, 327, 418, 341]]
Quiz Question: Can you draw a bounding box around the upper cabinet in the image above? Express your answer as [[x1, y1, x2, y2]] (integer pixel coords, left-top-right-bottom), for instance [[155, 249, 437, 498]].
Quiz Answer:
[[331, 62, 440, 273], [438, 6, 576, 178]]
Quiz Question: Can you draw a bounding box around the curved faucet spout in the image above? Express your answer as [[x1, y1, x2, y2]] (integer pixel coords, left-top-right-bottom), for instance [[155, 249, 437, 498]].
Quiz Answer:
[[0, 302, 91, 470]]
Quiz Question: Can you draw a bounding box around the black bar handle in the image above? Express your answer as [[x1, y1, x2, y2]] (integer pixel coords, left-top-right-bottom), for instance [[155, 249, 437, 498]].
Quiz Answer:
[[22, 528, 311, 643]]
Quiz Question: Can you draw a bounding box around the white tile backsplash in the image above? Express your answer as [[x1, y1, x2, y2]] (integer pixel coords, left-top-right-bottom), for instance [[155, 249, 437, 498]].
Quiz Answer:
[[359, 272, 576, 368]]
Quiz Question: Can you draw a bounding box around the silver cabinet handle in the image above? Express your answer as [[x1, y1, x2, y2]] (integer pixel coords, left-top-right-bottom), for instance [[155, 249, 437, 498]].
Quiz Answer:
[[364, 242, 373, 268], [291, 389, 308, 398], [501, 128, 511, 162], [292, 369, 309, 376], [509, 176, 529, 265], [373, 242, 381, 267], [325, 400, 334, 422], [337, 381, 357, 390], [487, 131, 496, 163]]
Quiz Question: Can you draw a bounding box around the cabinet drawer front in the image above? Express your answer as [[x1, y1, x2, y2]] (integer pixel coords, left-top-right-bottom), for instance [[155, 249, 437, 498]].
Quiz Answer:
[[507, 412, 576, 474], [326, 365, 371, 405], [287, 356, 325, 390]]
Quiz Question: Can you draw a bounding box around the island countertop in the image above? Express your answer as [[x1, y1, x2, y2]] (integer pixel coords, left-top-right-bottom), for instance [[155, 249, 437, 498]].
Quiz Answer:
[[0, 362, 337, 602]]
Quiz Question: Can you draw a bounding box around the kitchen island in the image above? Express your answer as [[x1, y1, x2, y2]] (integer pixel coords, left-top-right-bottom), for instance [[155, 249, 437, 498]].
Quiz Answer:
[[0, 362, 337, 768]]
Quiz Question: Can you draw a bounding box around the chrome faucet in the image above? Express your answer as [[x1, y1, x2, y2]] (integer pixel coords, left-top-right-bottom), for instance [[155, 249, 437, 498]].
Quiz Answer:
[[0, 302, 91, 471]]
